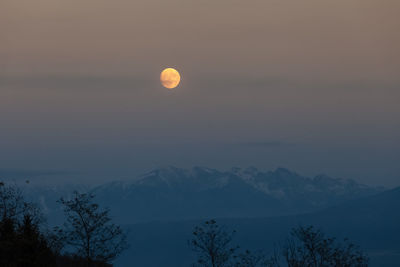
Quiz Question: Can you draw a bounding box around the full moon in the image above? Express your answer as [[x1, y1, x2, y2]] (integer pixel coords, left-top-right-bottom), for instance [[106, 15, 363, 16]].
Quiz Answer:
[[160, 68, 180, 89]]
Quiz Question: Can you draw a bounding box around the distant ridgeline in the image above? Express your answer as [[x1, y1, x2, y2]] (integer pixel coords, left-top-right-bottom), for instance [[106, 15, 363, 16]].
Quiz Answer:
[[17, 166, 383, 224]]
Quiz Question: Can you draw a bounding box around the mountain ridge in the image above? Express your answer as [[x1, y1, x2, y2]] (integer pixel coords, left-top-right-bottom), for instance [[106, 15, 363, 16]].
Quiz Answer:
[[10, 166, 384, 224], [89, 166, 382, 223]]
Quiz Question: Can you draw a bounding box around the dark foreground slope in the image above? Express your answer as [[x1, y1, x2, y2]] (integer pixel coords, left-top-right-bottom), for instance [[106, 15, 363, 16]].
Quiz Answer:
[[115, 187, 400, 267]]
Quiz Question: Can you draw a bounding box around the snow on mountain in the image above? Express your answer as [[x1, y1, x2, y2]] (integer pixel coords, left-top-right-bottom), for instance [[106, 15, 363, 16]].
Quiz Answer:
[[7, 166, 383, 224], [88, 166, 382, 223]]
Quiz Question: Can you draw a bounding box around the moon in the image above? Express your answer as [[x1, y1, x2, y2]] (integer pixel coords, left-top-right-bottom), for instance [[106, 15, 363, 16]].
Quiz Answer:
[[160, 68, 180, 89]]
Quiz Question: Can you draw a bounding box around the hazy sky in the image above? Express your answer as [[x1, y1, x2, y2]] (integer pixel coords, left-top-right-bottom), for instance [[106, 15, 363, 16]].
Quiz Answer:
[[1, 0, 399, 186]]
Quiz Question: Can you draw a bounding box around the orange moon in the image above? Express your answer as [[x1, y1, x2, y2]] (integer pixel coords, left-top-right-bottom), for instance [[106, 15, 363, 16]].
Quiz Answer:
[[160, 68, 180, 89]]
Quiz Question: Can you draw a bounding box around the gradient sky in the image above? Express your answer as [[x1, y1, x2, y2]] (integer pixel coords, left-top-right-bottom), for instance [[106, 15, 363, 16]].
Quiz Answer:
[[1, 0, 399, 186]]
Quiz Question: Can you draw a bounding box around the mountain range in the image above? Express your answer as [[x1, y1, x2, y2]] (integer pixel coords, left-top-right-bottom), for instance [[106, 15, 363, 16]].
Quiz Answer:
[[17, 166, 382, 224], [90, 166, 382, 223]]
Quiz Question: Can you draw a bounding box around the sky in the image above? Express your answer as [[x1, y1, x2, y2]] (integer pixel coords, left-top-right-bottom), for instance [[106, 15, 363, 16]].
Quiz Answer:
[[1, 0, 399, 186]]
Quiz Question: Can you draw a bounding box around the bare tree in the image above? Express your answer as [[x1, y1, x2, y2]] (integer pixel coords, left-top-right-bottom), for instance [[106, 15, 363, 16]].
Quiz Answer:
[[189, 219, 238, 267], [279, 225, 368, 267], [189, 221, 368, 267], [0, 182, 34, 222], [0, 182, 55, 266], [57, 191, 128, 266]]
